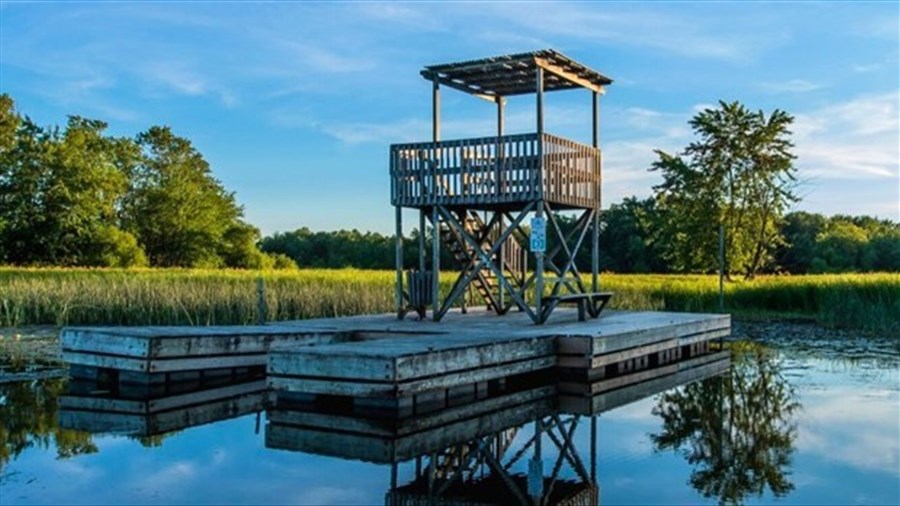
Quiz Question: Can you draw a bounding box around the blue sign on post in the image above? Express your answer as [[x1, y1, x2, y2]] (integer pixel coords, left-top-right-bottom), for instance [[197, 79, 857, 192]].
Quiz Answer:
[[530, 216, 546, 253]]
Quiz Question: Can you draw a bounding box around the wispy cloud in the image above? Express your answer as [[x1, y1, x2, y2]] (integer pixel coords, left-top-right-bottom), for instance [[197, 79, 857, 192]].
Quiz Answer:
[[761, 79, 825, 93], [473, 2, 783, 62], [797, 387, 900, 474], [793, 91, 899, 179]]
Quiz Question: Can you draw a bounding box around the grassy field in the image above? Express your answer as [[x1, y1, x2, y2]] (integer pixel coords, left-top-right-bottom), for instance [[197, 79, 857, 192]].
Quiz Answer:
[[0, 268, 897, 334]]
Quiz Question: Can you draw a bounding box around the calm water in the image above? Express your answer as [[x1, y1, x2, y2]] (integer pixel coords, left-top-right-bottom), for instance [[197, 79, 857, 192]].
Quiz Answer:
[[1, 336, 898, 505]]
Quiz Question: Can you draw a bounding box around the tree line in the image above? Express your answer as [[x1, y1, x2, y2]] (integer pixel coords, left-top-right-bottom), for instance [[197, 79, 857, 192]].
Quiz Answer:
[[258, 206, 899, 274], [0, 94, 294, 269], [2, 95, 897, 274]]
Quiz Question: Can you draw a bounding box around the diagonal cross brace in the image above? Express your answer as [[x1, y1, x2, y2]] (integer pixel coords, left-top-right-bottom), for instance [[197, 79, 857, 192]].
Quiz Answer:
[[522, 209, 592, 294], [437, 203, 538, 322], [546, 205, 594, 297]]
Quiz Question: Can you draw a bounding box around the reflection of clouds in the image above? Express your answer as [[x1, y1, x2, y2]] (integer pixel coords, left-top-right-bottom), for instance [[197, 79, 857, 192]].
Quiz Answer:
[[132, 460, 197, 499], [603, 396, 659, 422], [210, 448, 228, 466], [43, 456, 104, 481], [292, 486, 367, 505], [599, 397, 660, 460], [797, 387, 900, 475]]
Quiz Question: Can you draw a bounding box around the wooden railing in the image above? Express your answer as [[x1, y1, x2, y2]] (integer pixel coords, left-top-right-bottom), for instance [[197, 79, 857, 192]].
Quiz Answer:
[[390, 133, 600, 209]]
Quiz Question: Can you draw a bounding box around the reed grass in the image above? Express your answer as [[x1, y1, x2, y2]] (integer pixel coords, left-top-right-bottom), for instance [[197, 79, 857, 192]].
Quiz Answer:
[[0, 268, 897, 334]]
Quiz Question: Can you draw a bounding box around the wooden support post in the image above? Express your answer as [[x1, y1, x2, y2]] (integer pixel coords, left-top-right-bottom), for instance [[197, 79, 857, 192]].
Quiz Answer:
[[432, 79, 441, 142], [529, 417, 544, 501], [497, 96, 505, 137], [535, 67, 545, 319], [256, 277, 267, 325], [536, 68, 544, 136], [390, 462, 398, 492], [592, 91, 599, 149], [592, 91, 600, 293], [395, 206, 403, 319], [590, 415, 597, 483], [419, 210, 426, 272], [499, 213, 505, 310], [431, 78, 441, 321], [432, 206, 440, 320]]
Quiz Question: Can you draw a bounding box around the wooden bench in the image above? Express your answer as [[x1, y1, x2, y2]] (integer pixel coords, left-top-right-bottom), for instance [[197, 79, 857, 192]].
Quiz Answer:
[[539, 292, 612, 324]]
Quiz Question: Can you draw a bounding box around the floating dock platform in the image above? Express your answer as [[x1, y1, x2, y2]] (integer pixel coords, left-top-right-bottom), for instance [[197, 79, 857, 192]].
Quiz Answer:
[[268, 308, 730, 406], [60, 308, 729, 397], [61, 324, 341, 378]]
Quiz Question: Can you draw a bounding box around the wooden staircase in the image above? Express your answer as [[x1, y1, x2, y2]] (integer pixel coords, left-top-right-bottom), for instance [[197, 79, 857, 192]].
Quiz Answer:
[[440, 211, 526, 314]]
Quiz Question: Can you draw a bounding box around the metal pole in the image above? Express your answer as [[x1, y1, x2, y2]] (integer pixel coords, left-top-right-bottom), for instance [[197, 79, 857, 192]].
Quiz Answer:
[[395, 206, 403, 319], [592, 91, 600, 293]]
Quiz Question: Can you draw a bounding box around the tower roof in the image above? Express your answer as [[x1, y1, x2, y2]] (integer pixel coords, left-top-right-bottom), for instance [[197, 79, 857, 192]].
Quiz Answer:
[[420, 49, 613, 98]]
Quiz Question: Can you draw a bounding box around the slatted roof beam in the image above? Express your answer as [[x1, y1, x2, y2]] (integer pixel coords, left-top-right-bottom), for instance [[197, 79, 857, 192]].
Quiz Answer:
[[420, 71, 498, 102], [534, 57, 606, 95], [421, 49, 612, 98]]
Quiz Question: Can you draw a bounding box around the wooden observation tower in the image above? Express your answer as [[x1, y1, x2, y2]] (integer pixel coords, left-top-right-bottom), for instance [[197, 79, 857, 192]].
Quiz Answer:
[[391, 49, 613, 324]]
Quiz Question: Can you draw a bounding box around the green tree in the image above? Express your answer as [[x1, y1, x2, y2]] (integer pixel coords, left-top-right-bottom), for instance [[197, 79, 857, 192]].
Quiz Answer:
[[0, 95, 144, 266], [0, 94, 23, 262], [811, 220, 869, 272], [219, 221, 284, 269], [775, 211, 827, 273], [651, 101, 798, 278], [599, 197, 666, 273], [48, 117, 135, 265], [0, 111, 55, 264], [123, 126, 243, 267]]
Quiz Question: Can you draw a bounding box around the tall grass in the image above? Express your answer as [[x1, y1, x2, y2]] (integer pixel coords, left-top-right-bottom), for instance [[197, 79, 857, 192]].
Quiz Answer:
[[0, 268, 897, 334]]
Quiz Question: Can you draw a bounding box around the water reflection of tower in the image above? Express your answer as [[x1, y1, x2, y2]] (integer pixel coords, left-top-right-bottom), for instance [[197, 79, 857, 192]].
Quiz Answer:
[[385, 414, 598, 506], [267, 353, 729, 506]]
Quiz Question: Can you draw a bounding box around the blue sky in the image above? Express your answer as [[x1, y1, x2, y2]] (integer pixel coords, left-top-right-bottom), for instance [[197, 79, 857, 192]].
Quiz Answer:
[[1, 1, 897, 234]]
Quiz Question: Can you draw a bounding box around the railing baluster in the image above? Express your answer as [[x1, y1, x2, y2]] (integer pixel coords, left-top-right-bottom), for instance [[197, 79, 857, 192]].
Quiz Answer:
[[390, 132, 599, 209]]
